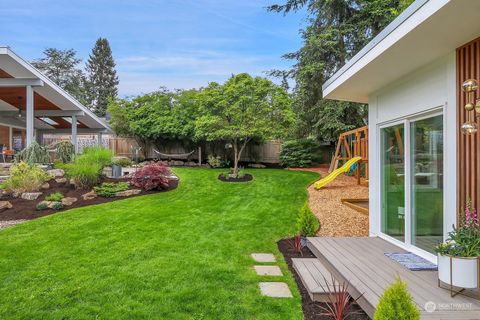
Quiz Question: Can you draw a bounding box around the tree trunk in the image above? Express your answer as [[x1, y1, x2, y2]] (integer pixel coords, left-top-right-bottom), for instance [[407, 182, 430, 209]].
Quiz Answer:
[[233, 139, 239, 176], [232, 138, 249, 177]]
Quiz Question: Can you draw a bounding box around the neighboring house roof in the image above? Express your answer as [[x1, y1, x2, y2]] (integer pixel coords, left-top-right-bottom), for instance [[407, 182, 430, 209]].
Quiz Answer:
[[0, 46, 112, 132], [322, 0, 480, 103]]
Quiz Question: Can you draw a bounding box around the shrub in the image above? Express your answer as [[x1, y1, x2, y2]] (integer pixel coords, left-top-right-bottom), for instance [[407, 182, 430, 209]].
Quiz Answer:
[[279, 138, 317, 168], [2, 161, 50, 193], [131, 163, 172, 191], [207, 154, 223, 168], [51, 202, 64, 210], [45, 192, 64, 202], [36, 202, 49, 211], [17, 141, 50, 165], [52, 141, 75, 163], [373, 276, 420, 320], [80, 147, 113, 168], [53, 160, 68, 170], [66, 147, 113, 189], [94, 182, 129, 197], [296, 202, 320, 237], [112, 157, 132, 167], [66, 162, 102, 189]]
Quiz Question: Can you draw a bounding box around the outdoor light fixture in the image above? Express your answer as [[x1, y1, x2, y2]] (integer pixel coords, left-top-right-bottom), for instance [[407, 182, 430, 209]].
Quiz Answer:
[[461, 79, 480, 135], [17, 109, 22, 119]]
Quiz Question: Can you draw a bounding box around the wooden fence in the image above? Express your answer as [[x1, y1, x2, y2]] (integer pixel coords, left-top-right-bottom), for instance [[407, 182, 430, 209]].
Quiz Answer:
[[110, 138, 283, 164]]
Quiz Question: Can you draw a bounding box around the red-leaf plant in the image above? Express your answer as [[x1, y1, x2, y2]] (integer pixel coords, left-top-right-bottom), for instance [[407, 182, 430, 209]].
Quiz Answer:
[[131, 163, 172, 191], [318, 276, 364, 320]]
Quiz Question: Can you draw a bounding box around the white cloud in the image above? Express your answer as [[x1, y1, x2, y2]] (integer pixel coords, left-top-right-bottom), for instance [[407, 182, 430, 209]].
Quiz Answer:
[[116, 50, 292, 96]]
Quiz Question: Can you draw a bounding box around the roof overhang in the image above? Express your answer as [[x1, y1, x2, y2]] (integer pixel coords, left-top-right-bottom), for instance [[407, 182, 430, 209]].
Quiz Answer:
[[322, 0, 480, 103], [0, 46, 112, 132]]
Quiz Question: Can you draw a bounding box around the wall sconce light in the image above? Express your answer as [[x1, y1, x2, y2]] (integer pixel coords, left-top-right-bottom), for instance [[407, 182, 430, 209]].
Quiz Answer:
[[461, 79, 480, 134]]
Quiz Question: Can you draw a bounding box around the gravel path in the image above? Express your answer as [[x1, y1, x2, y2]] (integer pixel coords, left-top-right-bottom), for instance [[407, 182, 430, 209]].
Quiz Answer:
[[291, 167, 369, 237]]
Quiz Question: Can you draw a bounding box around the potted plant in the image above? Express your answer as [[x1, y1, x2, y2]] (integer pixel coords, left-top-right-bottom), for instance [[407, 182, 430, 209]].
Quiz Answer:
[[111, 157, 132, 178], [435, 200, 480, 289]]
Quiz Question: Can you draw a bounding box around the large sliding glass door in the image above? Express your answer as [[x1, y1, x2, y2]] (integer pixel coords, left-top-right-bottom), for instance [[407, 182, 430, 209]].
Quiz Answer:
[[381, 124, 405, 242], [380, 112, 444, 255], [410, 115, 443, 253]]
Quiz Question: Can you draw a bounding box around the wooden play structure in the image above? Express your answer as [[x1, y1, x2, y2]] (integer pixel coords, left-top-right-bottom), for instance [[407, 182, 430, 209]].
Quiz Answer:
[[329, 126, 369, 185]]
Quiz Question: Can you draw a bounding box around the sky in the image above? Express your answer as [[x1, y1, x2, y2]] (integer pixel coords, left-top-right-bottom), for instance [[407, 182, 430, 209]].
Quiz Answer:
[[0, 0, 306, 97]]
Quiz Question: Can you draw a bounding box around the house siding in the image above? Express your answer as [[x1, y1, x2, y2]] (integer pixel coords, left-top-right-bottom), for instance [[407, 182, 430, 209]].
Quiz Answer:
[[368, 52, 457, 253]]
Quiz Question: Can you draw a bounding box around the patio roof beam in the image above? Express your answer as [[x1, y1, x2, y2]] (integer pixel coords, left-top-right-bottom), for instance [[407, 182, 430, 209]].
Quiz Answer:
[[0, 78, 44, 87], [37, 128, 109, 134], [0, 110, 85, 117]]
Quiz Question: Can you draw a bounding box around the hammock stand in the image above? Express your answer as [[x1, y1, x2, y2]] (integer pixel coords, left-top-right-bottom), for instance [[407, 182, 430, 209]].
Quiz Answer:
[[154, 147, 202, 165]]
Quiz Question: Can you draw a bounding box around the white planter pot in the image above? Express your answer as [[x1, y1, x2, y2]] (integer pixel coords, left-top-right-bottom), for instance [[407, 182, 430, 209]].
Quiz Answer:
[[438, 254, 479, 289]]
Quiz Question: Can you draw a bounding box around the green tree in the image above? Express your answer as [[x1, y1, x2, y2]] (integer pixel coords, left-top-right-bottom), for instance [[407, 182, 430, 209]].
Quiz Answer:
[[374, 276, 420, 320], [32, 48, 90, 105], [86, 38, 119, 117], [195, 73, 294, 176], [269, 0, 414, 142], [108, 88, 200, 156]]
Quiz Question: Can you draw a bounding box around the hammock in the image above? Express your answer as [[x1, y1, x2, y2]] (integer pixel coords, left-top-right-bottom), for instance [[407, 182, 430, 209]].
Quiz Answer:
[[153, 149, 195, 159]]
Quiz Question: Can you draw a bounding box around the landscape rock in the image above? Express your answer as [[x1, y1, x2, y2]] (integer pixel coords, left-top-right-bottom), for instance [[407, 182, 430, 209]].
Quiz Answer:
[[55, 178, 67, 184], [61, 197, 78, 206], [82, 190, 97, 200], [0, 201, 13, 211], [41, 183, 50, 190], [115, 189, 142, 197], [21, 192, 43, 201], [173, 160, 184, 166], [186, 161, 197, 167], [47, 169, 65, 178]]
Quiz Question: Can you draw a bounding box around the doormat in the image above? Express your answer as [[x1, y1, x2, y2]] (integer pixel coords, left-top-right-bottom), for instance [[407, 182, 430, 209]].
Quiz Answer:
[[384, 252, 437, 271]]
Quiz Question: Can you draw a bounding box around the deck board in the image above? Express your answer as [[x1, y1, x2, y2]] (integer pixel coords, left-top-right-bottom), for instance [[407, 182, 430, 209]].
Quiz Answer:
[[307, 237, 480, 319]]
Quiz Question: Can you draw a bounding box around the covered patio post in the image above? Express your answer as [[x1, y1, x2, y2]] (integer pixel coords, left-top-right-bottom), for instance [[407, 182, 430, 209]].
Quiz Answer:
[[26, 85, 34, 147], [71, 115, 77, 153]]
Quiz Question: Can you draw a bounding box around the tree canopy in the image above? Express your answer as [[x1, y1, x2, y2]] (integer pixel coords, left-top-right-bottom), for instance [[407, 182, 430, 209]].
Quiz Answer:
[[32, 48, 90, 106], [268, 0, 414, 142], [108, 88, 200, 154], [195, 73, 294, 175], [86, 38, 119, 117]]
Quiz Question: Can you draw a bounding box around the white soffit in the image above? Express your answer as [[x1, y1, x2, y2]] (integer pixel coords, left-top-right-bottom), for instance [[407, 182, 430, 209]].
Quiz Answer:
[[322, 0, 480, 103], [0, 47, 112, 131]]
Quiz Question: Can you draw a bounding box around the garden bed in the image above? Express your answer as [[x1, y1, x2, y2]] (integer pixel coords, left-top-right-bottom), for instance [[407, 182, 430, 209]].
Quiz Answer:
[[218, 173, 253, 182], [277, 237, 370, 320], [0, 177, 178, 222]]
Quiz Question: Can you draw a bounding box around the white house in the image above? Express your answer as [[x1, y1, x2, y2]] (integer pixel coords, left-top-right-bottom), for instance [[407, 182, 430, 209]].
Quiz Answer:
[[323, 0, 480, 263], [0, 46, 111, 153]]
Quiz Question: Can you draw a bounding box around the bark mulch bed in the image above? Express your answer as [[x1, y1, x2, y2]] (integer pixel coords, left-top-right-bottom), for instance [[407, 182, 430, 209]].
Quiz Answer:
[[278, 238, 370, 320], [0, 178, 178, 222], [290, 167, 369, 237], [218, 173, 253, 182]]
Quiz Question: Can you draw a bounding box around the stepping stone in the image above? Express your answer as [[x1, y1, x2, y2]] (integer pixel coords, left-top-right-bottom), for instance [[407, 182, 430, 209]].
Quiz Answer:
[[259, 282, 293, 298], [254, 265, 283, 276], [251, 253, 276, 263]]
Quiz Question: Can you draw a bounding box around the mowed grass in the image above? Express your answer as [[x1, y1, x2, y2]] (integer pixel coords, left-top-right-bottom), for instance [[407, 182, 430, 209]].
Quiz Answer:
[[0, 168, 318, 320]]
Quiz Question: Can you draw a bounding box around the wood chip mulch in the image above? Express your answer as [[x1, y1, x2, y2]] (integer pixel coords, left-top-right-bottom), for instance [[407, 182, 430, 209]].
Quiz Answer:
[[291, 167, 369, 237]]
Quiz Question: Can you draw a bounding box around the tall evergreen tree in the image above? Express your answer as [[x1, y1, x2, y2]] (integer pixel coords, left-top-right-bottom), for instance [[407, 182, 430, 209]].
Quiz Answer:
[[86, 38, 119, 117], [268, 0, 414, 142], [32, 48, 90, 106]]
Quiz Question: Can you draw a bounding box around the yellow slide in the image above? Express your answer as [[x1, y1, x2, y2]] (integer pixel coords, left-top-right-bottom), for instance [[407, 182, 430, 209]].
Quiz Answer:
[[314, 157, 362, 190]]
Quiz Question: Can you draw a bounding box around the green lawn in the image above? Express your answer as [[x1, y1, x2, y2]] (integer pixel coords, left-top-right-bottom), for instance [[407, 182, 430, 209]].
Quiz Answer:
[[0, 168, 318, 320]]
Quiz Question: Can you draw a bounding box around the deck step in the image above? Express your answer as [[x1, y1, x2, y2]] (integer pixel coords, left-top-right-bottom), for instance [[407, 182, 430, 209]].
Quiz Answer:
[[292, 258, 339, 302]]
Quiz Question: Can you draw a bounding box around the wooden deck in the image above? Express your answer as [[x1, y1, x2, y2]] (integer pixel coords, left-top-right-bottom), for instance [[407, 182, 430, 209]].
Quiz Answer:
[[307, 237, 480, 319]]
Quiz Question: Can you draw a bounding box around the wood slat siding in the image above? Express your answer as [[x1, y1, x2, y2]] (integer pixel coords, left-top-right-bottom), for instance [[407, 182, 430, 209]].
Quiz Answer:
[[457, 37, 480, 217]]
